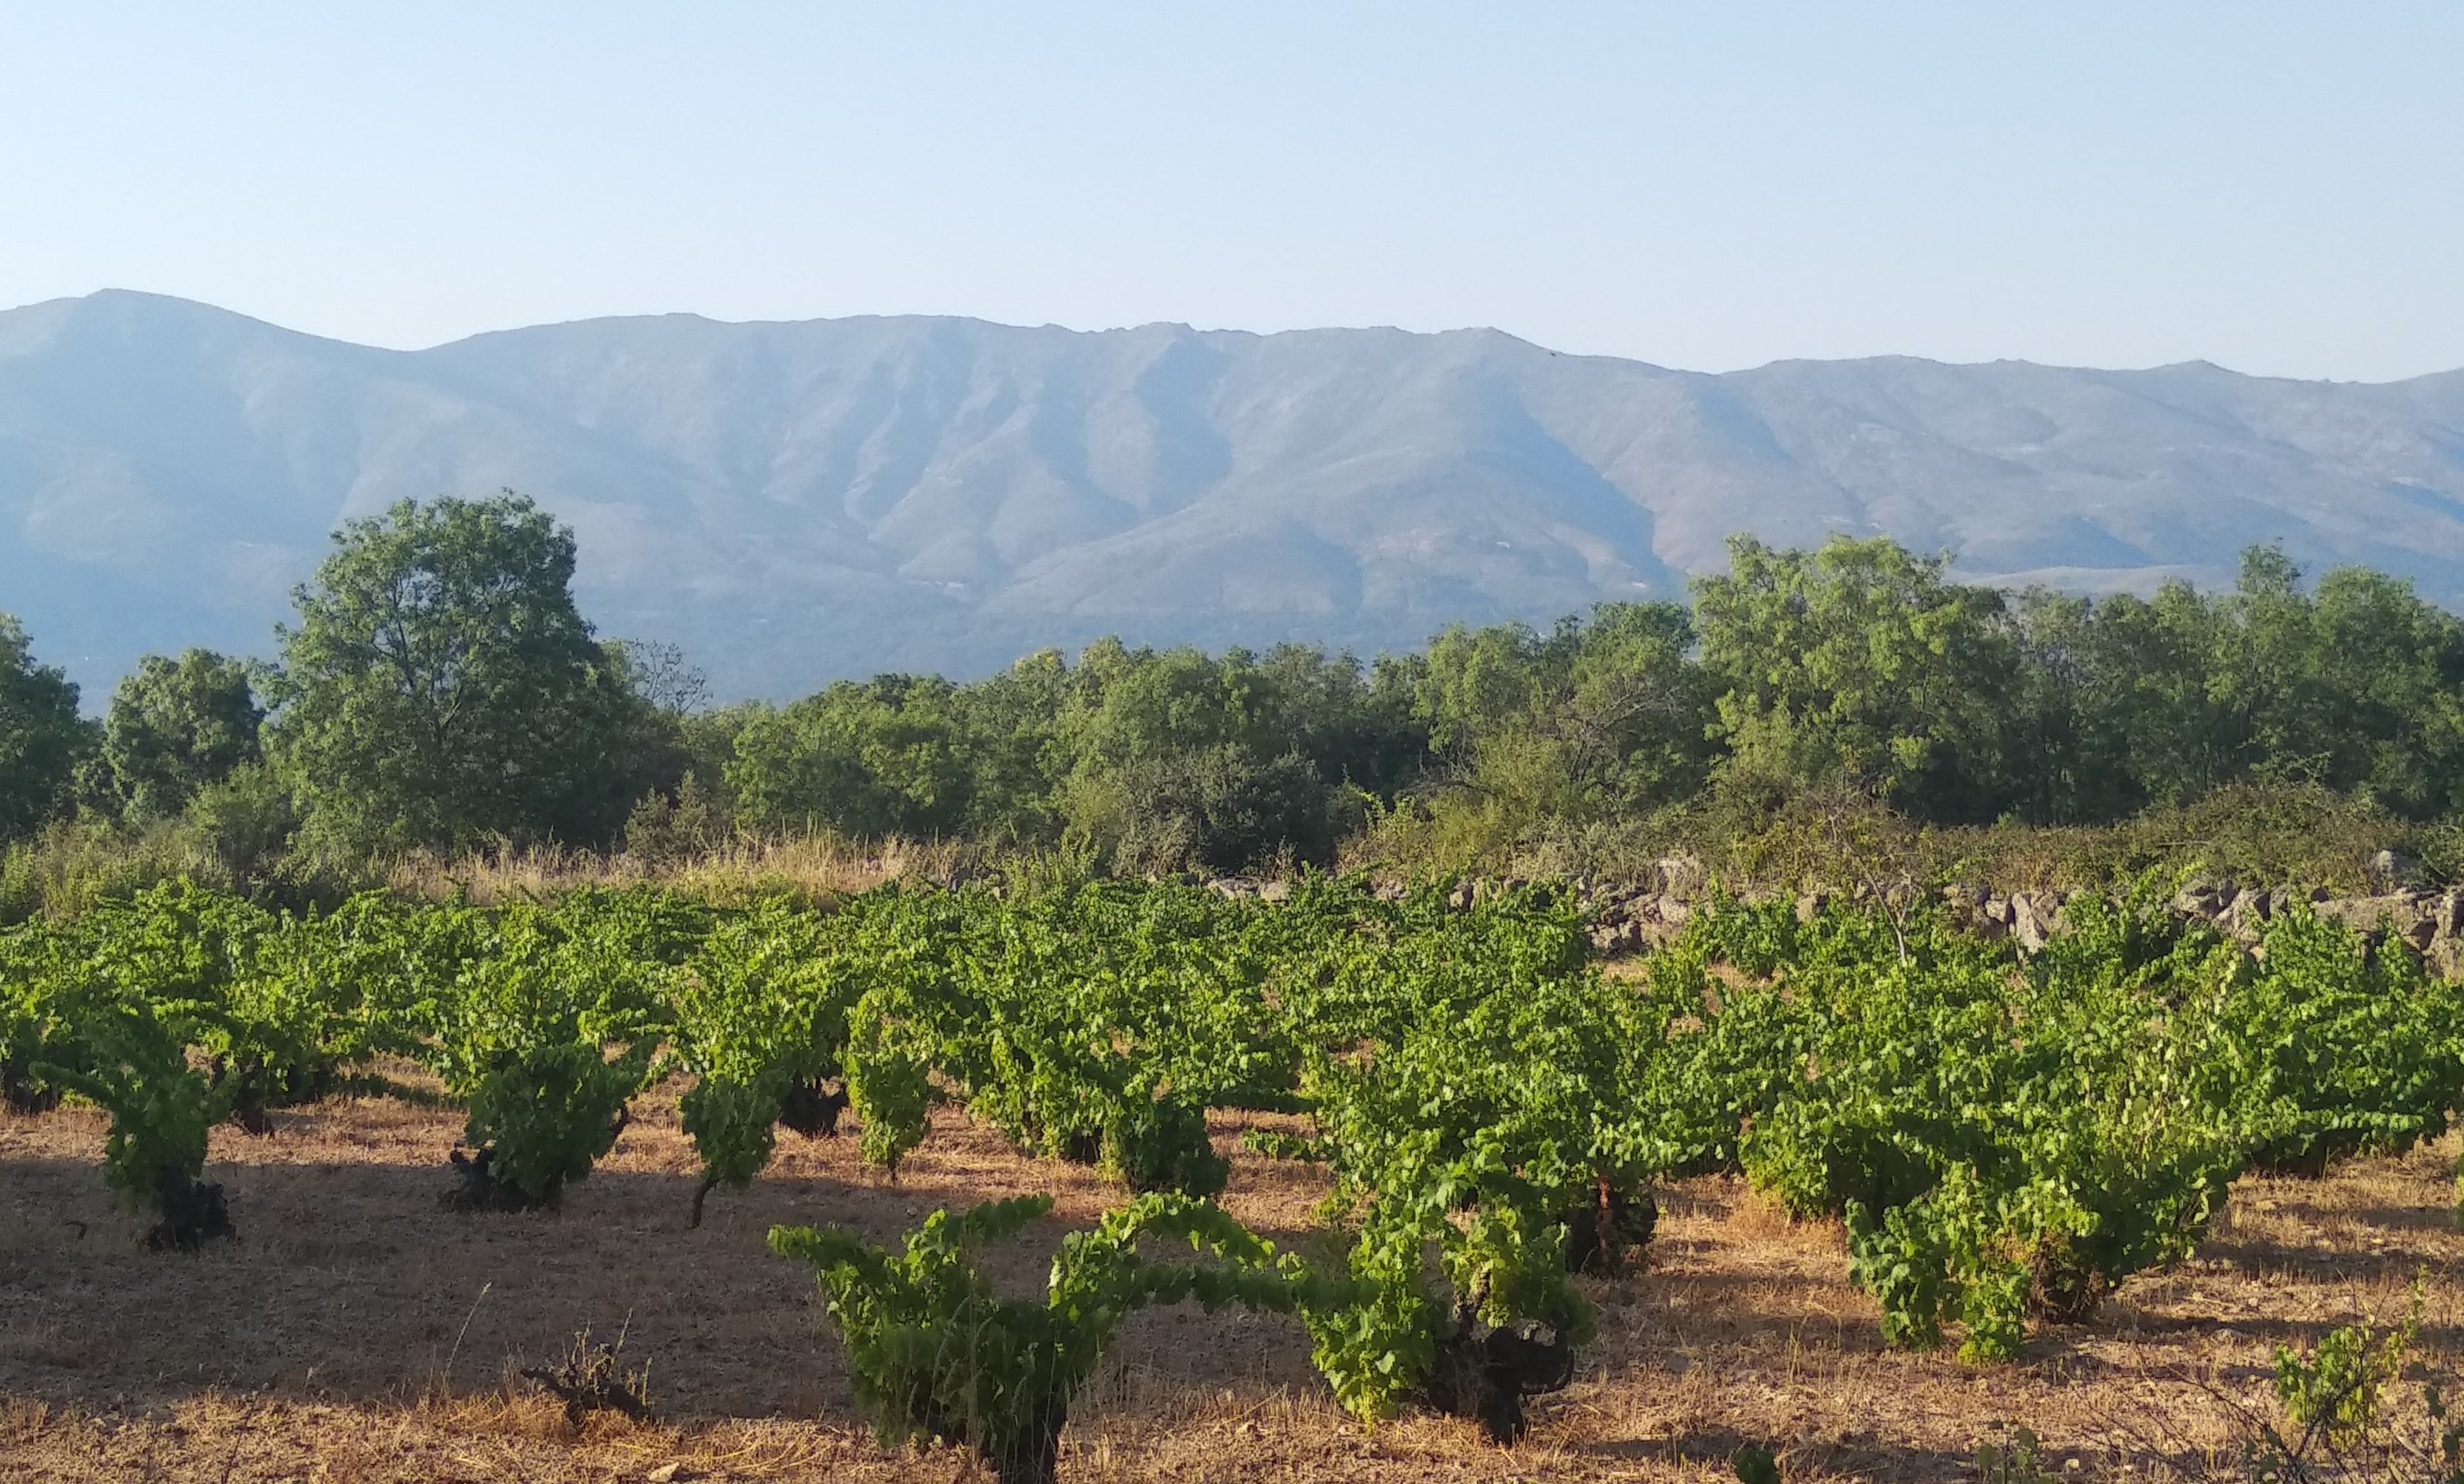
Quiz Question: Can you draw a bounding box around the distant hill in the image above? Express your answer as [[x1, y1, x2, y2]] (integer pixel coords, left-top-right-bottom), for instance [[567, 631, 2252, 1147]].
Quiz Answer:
[[5, 289, 2463, 700]]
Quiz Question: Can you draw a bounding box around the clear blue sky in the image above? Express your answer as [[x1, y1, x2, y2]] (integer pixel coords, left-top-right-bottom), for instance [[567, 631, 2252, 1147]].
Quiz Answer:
[[4, 3, 2458, 379]]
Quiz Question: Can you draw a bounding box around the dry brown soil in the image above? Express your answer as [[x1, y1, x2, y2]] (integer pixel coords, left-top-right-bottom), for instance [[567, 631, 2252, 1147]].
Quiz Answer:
[[5, 1065, 2461, 1483]]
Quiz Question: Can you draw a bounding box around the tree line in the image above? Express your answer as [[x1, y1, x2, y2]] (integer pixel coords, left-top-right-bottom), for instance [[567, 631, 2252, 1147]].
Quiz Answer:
[[5, 492, 2463, 883]]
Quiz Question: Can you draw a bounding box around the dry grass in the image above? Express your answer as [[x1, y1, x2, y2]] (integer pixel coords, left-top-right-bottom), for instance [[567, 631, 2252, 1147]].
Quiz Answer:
[[6, 1077, 2463, 1482], [381, 836, 983, 907]]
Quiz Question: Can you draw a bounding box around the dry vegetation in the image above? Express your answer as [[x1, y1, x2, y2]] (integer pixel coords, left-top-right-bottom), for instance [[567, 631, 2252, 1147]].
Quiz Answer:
[[5, 1065, 2461, 1483], [379, 837, 979, 908]]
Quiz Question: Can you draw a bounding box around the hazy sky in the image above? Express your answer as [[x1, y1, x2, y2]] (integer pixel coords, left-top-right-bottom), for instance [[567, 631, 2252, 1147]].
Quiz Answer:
[[4, 3, 2459, 379]]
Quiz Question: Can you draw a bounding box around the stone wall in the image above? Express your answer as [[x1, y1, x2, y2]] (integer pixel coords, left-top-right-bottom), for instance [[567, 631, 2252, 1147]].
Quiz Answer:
[[1573, 859, 2464, 975]]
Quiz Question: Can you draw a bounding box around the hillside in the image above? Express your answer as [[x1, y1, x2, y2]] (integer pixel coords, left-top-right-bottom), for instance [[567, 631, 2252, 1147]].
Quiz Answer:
[[5, 289, 2463, 698]]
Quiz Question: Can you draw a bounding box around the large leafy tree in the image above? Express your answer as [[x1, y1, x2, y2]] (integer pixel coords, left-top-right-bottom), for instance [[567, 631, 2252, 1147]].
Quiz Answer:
[[1057, 641, 1337, 872], [266, 494, 645, 855], [0, 614, 85, 840], [1414, 602, 1714, 832], [98, 649, 263, 821], [1693, 536, 2014, 820], [726, 675, 973, 839], [2006, 547, 2464, 822]]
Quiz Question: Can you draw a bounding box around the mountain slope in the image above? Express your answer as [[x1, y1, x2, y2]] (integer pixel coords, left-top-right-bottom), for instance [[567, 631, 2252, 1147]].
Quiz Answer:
[[5, 290, 2462, 699]]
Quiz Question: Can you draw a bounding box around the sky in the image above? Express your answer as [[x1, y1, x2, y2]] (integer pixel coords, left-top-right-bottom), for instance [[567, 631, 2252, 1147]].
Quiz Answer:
[[2, 2, 2459, 381]]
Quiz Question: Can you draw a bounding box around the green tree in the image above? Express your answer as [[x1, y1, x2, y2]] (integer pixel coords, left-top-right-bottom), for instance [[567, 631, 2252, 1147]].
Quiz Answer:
[[1693, 536, 2013, 820], [2037, 547, 2464, 820], [266, 494, 645, 856], [726, 676, 973, 839], [0, 615, 85, 841], [98, 650, 263, 822], [1255, 643, 1428, 801], [1057, 641, 1336, 872], [1411, 603, 1712, 845], [1991, 589, 2142, 824]]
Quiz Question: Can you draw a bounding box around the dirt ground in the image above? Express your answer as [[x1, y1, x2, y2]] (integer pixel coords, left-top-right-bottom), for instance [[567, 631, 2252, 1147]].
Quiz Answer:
[[5, 1067, 2461, 1483]]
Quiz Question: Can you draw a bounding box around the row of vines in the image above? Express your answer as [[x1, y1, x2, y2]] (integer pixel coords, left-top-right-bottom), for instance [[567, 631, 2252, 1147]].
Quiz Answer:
[[5, 873, 2460, 1481]]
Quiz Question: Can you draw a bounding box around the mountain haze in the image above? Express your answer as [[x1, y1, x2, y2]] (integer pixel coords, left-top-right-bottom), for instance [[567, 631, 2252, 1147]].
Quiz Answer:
[[6, 290, 2463, 699]]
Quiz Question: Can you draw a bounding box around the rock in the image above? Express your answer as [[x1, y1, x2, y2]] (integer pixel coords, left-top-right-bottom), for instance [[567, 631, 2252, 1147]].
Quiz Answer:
[[2436, 891, 2464, 939], [1656, 856, 1707, 901], [2173, 887, 2222, 919], [2010, 893, 2054, 952], [2316, 894, 2424, 946], [1258, 880, 1291, 904], [2219, 894, 2270, 939]]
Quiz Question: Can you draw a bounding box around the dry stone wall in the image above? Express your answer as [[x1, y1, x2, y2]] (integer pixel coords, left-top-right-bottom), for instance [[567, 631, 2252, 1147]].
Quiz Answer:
[[1571, 860, 2464, 975]]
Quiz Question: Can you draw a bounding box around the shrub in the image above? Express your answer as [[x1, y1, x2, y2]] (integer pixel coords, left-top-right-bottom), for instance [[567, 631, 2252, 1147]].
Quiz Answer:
[[454, 1040, 654, 1210], [35, 997, 237, 1248], [771, 1194, 1337, 1484]]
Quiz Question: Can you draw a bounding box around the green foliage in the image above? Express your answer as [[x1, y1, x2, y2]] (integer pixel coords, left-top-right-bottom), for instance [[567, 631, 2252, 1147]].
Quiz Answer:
[[1666, 885, 2250, 1359], [845, 993, 934, 1176], [726, 677, 973, 839], [678, 1075, 777, 1211], [179, 761, 303, 891], [96, 650, 263, 823], [1386, 604, 1711, 869], [669, 902, 855, 1219], [2215, 905, 2464, 1173], [2275, 1307, 2416, 1452], [461, 1039, 655, 1208], [47, 495, 2464, 884], [1096, 1093, 1228, 1197], [0, 614, 87, 844], [267, 494, 648, 857], [409, 891, 687, 1208], [32, 992, 236, 1248], [770, 1193, 1338, 1484], [1975, 1426, 2050, 1484], [12, 856, 2464, 1407], [1057, 641, 1338, 874], [2230, 1284, 2464, 1484], [1694, 535, 2014, 820]]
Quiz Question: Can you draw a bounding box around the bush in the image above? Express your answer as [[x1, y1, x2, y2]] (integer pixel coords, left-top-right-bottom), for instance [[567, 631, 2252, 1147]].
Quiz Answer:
[[454, 1041, 653, 1210], [35, 996, 237, 1249], [771, 1194, 1336, 1484]]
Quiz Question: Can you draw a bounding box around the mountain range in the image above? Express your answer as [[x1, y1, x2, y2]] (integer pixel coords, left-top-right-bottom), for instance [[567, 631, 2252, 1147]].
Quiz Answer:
[[5, 289, 2463, 701]]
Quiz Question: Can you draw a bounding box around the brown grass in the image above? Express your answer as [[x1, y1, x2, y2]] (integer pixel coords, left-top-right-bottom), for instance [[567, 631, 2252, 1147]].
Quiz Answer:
[[6, 1077, 2462, 1482], [380, 836, 980, 907]]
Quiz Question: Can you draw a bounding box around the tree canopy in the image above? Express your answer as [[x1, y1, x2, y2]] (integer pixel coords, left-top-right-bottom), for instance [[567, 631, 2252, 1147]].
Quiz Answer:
[[16, 507, 2464, 880], [266, 494, 645, 856], [0, 614, 84, 841], [97, 649, 263, 822]]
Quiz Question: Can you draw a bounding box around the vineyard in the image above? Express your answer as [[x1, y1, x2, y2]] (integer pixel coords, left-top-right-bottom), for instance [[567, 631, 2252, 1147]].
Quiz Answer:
[[5, 872, 2464, 1481]]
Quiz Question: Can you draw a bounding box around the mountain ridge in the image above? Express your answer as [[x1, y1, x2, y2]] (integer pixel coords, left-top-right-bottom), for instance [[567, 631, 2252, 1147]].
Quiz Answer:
[[5, 289, 2462, 700]]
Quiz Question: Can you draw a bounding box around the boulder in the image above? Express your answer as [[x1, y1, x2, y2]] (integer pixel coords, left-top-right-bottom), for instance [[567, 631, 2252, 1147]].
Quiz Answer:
[[2010, 893, 2056, 952], [2316, 893, 2432, 949]]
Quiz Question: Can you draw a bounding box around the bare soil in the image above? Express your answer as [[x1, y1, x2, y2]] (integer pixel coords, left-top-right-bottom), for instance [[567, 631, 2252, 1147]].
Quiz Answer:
[[5, 1065, 2461, 1482]]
